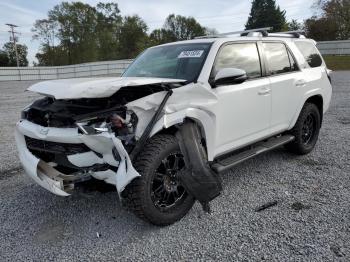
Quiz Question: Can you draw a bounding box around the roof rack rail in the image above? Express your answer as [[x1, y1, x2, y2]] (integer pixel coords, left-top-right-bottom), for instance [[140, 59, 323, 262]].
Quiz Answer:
[[194, 27, 272, 39], [194, 28, 306, 39], [270, 30, 306, 38]]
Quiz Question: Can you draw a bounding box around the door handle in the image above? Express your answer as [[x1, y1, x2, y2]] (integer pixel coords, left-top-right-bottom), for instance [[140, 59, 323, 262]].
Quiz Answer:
[[258, 87, 271, 95], [295, 80, 306, 87]]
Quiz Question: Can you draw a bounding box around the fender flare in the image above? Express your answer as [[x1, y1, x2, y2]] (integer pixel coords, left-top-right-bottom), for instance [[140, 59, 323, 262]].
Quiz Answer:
[[150, 108, 217, 161], [289, 89, 324, 129]]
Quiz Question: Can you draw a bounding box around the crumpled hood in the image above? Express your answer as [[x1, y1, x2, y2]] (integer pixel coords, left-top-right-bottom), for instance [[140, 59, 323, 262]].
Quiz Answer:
[[27, 77, 186, 99]]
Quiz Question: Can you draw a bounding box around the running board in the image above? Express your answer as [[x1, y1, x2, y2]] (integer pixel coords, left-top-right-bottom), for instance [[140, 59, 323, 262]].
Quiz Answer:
[[211, 135, 295, 173]]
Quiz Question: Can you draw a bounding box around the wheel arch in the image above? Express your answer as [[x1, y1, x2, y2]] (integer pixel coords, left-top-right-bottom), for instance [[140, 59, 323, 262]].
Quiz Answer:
[[149, 108, 216, 161], [305, 95, 323, 124], [289, 93, 324, 129]]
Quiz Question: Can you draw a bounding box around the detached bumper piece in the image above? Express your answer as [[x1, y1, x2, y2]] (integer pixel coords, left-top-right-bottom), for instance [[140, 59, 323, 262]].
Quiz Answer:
[[15, 119, 140, 196], [176, 121, 222, 212]]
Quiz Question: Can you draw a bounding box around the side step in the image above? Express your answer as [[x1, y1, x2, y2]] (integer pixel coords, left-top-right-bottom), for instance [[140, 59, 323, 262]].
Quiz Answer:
[[211, 135, 295, 173]]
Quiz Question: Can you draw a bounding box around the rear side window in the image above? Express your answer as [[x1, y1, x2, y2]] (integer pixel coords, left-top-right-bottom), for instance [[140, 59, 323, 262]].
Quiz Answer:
[[212, 43, 262, 79], [294, 41, 323, 68], [263, 42, 297, 75]]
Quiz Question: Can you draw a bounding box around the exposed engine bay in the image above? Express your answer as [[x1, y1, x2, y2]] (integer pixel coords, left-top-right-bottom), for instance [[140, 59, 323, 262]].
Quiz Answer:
[[22, 84, 176, 151]]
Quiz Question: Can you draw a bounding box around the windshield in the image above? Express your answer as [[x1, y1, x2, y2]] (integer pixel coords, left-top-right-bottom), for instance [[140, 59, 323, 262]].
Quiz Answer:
[[123, 43, 212, 82]]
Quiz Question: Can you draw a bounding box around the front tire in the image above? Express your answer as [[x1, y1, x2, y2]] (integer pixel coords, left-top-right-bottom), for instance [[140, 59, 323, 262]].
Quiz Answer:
[[285, 103, 321, 155], [122, 134, 195, 226]]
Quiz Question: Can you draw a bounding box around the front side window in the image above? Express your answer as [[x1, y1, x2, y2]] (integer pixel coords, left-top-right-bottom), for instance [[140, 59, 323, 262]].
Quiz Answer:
[[263, 42, 296, 75], [212, 43, 262, 79], [294, 41, 323, 68], [123, 43, 212, 83]]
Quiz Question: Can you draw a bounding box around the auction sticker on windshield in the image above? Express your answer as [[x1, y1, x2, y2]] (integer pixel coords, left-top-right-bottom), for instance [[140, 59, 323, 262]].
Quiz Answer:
[[178, 50, 204, 58]]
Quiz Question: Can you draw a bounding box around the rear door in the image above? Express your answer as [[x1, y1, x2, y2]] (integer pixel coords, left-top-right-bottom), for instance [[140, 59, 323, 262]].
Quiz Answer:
[[262, 42, 304, 133]]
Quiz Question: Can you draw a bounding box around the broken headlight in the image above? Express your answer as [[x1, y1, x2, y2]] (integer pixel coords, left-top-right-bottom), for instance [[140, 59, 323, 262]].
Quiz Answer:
[[76, 110, 137, 138], [20, 102, 34, 119]]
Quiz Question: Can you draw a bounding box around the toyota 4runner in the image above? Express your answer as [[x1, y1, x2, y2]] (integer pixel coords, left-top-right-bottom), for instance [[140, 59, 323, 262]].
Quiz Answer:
[[16, 28, 332, 225]]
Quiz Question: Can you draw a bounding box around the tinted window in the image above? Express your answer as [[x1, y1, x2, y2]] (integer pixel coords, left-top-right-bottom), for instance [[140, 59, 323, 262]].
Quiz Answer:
[[294, 41, 323, 68], [123, 43, 211, 82], [212, 43, 262, 79], [263, 42, 295, 75]]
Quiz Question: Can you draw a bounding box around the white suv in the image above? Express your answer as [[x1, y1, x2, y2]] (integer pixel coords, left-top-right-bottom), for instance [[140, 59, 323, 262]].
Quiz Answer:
[[16, 29, 332, 225]]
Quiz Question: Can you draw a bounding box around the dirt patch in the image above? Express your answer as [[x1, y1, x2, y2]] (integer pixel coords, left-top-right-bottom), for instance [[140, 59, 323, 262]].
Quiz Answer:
[[0, 167, 23, 181], [34, 221, 65, 244], [291, 202, 311, 211], [338, 117, 350, 125]]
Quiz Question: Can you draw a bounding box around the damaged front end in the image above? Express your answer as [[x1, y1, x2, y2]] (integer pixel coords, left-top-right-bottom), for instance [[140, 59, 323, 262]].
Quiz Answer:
[[16, 81, 180, 196]]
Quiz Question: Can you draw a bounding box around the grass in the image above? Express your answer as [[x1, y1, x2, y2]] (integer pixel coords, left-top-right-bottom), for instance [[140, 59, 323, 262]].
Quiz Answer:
[[323, 55, 350, 71]]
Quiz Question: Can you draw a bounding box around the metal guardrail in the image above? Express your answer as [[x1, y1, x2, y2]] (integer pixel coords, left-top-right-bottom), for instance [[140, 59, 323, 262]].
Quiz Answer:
[[0, 59, 133, 81], [317, 40, 350, 55]]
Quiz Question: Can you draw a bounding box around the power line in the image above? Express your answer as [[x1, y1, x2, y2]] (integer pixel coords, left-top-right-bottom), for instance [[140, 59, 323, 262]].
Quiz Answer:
[[5, 23, 20, 67]]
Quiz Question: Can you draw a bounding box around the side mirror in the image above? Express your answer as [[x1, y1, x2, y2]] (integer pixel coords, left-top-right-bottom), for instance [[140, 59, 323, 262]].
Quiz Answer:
[[213, 68, 248, 87]]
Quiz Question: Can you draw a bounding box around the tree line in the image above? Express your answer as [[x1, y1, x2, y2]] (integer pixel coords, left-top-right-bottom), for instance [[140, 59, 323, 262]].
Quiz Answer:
[[30, 2, 209, 66], [0, 0, 348, 67]]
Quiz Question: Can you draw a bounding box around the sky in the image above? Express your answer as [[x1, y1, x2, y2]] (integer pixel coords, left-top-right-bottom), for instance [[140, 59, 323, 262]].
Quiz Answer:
[[0, 0, 316, 65]]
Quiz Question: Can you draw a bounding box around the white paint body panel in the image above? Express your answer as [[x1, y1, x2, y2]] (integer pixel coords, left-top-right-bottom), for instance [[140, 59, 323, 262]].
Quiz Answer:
[[27, 77, 185, 99]]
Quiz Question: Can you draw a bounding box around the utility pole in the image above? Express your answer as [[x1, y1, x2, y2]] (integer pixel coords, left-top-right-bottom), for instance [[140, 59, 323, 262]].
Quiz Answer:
[[5, 23, 20, 67]]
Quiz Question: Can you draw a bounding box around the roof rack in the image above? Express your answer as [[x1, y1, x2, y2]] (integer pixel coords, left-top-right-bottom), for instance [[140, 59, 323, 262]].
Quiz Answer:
[[270, 30, 306, 38], [195, 28, 306, 39], [195, 27, 272, 39]]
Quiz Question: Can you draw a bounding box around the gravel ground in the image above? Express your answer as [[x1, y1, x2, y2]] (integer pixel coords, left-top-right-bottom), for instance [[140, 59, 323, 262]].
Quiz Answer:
[[0, 72, 349, 261], [0, 81, 39, 174]]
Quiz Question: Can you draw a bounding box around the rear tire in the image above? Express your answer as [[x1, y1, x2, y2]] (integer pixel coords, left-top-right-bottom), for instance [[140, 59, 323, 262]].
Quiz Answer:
[[122, 134, 195, 226], [285, 103, 321, 155]]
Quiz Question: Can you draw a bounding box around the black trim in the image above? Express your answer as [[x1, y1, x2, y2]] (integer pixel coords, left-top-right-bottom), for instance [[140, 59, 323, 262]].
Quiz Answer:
[[130, 88, 173, 160], [176, 121, 222, 209], [25, 136, 90, 155], [257, 41, 268, 77]]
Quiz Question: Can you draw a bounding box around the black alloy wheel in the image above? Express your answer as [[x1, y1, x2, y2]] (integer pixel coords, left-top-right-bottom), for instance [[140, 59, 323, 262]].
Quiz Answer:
[[151, 153, 187, 211]]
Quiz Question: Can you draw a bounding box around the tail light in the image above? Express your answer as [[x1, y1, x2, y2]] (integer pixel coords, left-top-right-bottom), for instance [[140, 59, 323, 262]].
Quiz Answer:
[[326, 68, 332, 84]]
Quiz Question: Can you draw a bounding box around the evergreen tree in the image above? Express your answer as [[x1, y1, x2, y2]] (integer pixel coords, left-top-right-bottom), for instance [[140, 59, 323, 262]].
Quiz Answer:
[[245, 0, 287, 32]]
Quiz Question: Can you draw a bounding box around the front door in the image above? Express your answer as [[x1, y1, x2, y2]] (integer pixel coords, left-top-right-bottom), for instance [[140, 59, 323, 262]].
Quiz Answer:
[[211, 42, 271, 156]]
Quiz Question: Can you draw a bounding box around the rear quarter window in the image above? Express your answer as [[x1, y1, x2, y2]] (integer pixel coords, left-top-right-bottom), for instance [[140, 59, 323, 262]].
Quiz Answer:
[[294, 41, 323, 68]]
